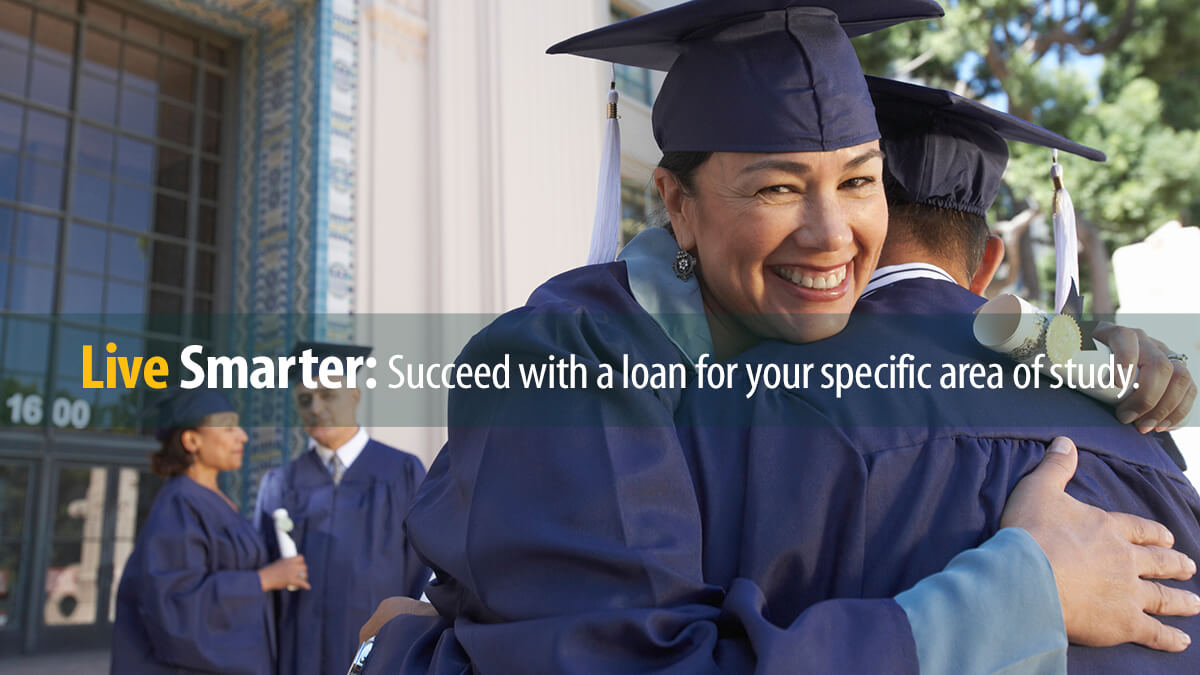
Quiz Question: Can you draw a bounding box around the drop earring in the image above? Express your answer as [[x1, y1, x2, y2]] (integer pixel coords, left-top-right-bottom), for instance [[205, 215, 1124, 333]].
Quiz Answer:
[[673, 249, 697, 281]]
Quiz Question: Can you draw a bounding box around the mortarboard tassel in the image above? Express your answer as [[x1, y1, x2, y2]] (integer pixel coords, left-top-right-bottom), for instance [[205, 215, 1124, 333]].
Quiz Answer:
[[586, 76, 621, 265], [1051, 150, 1082, 316]]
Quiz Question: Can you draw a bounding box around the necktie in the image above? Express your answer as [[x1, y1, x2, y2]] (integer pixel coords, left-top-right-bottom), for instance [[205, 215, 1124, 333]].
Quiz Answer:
[[329, 454, 345, 485]]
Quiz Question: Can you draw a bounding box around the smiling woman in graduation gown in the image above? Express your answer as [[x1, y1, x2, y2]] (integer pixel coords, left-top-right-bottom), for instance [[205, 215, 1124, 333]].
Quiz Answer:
[[110, 390, 309, 675]]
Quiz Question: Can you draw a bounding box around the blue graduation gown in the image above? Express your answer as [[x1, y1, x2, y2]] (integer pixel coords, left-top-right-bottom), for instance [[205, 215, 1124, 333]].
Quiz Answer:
[[678, 277, 1200, 673], [256, 439, 428, 675], [359, 262, 1064, 674], [111, 476, 273, 675]]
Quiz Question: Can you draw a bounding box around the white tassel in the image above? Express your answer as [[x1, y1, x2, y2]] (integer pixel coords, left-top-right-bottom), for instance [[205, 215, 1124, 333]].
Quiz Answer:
[[587, 82, 622, 265], [1051, 150, 1081, 314]]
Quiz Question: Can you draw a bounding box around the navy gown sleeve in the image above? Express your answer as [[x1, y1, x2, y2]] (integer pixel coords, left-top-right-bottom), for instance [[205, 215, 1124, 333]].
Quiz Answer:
[[363, 304, 920, 674], [400, 455, 430, 599], [254, 467, 282, 558], [134, 489, 268, 673]]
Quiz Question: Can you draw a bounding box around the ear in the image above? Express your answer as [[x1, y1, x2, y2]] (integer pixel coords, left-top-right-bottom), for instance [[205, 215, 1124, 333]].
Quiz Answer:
[[969, 234, 1005, 296], [653, 167, 697, 250], [180, 429, 201, 454], [351, 386, 362, 406]]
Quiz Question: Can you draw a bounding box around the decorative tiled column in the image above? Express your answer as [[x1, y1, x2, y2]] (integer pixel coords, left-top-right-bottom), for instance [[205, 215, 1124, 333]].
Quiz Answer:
[[314, 0, 357, 341], [141, 0, 358, 508]]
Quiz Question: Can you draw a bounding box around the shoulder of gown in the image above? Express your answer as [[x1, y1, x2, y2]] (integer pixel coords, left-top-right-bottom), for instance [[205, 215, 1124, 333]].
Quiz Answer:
[[359, 438, 426, 481], [481, 261, 680, 363]]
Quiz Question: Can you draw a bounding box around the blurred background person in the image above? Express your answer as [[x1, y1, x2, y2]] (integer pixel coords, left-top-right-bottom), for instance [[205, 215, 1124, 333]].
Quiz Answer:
[[255, 342, 428, 675], [110, 388, 309, 674]]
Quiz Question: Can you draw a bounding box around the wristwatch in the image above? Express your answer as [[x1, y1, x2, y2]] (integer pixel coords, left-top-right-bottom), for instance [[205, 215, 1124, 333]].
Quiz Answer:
[[347, 637, 374, 675]]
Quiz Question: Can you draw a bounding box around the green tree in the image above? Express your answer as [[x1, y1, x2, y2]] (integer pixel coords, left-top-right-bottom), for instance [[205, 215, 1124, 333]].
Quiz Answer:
[[855, 0, 1200, 311], [1104, 0, 1200, 130]]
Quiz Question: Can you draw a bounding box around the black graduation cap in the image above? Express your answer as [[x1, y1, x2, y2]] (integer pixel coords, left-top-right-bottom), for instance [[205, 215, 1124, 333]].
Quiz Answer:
[[288, 341, 373, 385], [549, 0, 944, 70], [548, 0, 945, 153], [868, 76, 1106, 216], [151, 387, 234, 440]]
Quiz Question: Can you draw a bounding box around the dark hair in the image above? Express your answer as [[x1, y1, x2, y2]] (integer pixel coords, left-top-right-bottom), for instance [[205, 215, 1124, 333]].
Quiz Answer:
[[884, 201, 989, 281], [652, 151, 713, 233], [657, 151, 712, 196], [151, 427, 196, 478]]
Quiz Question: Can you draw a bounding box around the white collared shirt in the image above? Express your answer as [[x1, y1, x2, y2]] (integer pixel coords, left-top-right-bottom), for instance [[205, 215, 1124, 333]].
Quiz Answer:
[[310, 427, 369, 470], [860, 262, 958, 299]]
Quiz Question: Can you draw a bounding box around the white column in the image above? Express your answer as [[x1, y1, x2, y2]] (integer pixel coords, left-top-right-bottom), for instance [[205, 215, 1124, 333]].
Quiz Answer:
[[356, 0, 610, 464]]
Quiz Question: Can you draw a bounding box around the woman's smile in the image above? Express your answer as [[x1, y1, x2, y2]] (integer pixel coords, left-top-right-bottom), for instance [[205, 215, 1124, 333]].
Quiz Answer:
[[769, 260, 852, 297]]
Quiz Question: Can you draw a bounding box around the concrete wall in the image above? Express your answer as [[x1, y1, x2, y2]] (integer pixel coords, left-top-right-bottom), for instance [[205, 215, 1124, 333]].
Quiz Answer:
[[356, 0, 613, 464]]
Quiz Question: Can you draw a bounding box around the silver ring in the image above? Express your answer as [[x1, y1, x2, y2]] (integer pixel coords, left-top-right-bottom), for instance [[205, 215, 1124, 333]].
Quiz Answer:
[[1166, 353, 1189, 364], [299, 571, 307, 579]]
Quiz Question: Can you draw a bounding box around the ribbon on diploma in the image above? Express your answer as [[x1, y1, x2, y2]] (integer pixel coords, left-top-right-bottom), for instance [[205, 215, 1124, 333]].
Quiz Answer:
[[974, 293, 1135, 405]]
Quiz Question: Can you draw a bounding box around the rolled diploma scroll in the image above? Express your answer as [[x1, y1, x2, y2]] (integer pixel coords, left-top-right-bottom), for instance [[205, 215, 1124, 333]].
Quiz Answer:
[[973, 293, 1134, 405], [273, 507, 300, 591]]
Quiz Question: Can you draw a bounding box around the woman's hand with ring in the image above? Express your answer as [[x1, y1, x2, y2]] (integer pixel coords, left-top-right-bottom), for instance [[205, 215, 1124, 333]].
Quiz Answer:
[[1093, 323, 1197, 432]]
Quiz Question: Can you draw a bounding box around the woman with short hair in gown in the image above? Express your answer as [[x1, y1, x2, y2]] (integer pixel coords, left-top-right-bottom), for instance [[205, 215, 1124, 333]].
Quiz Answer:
[[110, 389, 309, 674]]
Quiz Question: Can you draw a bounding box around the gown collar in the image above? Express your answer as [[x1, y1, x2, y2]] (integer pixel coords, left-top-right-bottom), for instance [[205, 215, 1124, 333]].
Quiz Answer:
[[861, 262, 957, 299], [617, 227, 714, 363]]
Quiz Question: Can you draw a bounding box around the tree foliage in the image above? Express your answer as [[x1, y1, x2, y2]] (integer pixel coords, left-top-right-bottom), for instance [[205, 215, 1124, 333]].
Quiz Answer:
[[854, 0, 1200, 309]]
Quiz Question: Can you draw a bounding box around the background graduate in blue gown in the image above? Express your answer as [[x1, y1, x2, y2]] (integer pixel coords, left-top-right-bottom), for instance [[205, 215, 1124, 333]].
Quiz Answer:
[[255, 342, 429, 675], [355, 2, 1198, 673], [110, 389, 309, 675]]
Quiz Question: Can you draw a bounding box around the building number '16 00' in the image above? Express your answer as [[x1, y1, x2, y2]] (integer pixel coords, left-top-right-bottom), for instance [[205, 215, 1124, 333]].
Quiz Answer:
[[5, 394, 92, 429]]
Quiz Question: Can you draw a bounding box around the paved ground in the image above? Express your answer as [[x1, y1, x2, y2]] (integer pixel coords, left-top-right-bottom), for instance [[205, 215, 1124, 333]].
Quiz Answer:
[[3, 649, 109, 674]]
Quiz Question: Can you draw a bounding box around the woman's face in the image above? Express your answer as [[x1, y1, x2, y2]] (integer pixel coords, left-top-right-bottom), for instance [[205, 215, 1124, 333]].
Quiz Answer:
[[184, 412, 249, 472], [663, 141, 887, 345]]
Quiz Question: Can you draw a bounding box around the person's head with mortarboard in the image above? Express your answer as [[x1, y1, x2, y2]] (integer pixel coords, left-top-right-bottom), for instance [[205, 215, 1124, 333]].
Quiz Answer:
[[148, 387, 246, 479], [550, 0, 944, 356], [289, 341, 372, 451], [867, 76, 1105, 294]]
